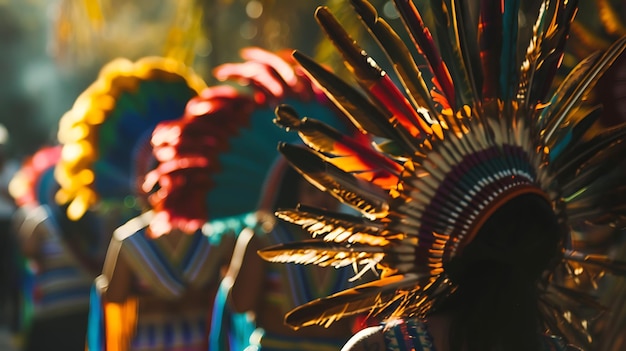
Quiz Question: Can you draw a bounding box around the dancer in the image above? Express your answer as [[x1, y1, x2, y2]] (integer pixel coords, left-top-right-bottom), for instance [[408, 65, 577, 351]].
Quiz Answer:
[[256, 1, 626, 350], [9, 145, 109, 351], [51, 56, 220, 351], [97, 86, 256, 351], [206, 47, 369, 351], [225, 162, 361, 351]]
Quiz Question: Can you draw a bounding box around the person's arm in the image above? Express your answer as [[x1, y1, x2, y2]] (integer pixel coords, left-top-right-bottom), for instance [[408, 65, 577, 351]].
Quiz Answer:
[[341, 326, 386, 351], [222, 227, 266, 313], [99, 213, 151, 303], [100, 239, 133, 303]]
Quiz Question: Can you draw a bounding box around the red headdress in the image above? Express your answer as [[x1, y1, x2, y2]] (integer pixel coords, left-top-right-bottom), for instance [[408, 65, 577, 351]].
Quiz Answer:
[[142, 47, 352, 238]]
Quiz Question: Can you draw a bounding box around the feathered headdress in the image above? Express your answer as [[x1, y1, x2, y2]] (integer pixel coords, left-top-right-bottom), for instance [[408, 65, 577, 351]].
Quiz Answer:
[[10, 146, 62, 208], [258, 0, 626, 346], [137, 47, 351, 238], [55, 56, 206, 221], [143, 86, 256, 237], [202, 47, 352, 221], [9, 145, 107, 275]]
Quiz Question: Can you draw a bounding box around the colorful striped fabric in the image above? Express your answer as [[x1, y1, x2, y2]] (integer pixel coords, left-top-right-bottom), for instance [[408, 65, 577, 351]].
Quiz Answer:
[[130, 313, 206, 351], [31, 205, 93, 317], [113, 226, 219, 350], [118, 227, 217, 299], [248, 223, 357, 351]]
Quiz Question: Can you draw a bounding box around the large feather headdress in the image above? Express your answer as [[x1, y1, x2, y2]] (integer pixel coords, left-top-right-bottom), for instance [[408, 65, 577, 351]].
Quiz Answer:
[[258, 0, 626, 346], [142, 85, 256, 237], [201, 47, 352, 222], [131, 47, 351, 238], [9, 145, 109, 275], [55, 57, 206, 221]]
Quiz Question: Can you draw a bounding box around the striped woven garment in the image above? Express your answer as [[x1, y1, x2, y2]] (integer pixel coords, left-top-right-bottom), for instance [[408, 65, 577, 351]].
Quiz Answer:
[[115, 225, 219, 350]]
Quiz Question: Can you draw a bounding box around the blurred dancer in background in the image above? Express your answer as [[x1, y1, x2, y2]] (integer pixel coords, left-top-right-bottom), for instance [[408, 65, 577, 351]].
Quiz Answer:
[[9, 145, 109, 351], [50, 56, 211, 351], [226, 163, 359, 351], [209, 47, 370, 351], [97, 86, 252, 351]]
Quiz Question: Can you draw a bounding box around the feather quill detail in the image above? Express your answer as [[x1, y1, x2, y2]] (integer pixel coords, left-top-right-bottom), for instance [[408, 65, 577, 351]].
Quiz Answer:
[[500, 0, 520, 101], [565, 250, 626, 276], [258, 239, 385, 269], [392, 0, 455, 108], [477, 0, 502, 101], [550, 122, 626, 183], [523, 0, 579, 105], [546, 105, 602, 163], [278, 143, 391, 219], [537, 51, 602, 129], [315, 7, 433, 139], [284, 274, 433, 329], [275, 104, 401, 188], [451, 0, 482, 105], [541, 36, 626, 143], [275, 205, 393, 245], [349, 0, 438, 117], [429, 0, 475, 107], [561, 158, 626, 210], [292, 51, 420, 155]]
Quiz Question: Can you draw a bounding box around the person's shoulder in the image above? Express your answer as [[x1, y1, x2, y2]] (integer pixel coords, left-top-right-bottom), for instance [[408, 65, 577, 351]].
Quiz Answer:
[[113, 211, 152, 241]]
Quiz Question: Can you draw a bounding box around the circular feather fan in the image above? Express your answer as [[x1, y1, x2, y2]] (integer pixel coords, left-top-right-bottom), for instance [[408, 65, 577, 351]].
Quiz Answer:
[[256, 1, 626, 348], [55, 56, 207, 221], [143, 85, 256, 237], [135, 47, 354, 238], [199, 47, 353, 224]]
